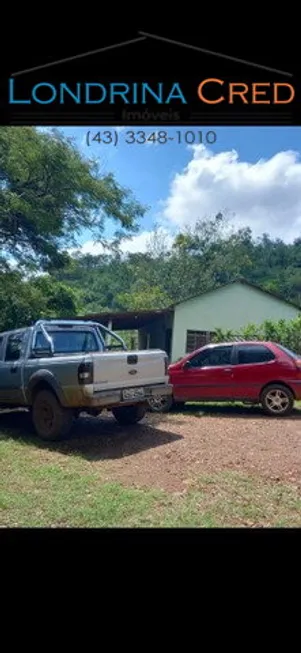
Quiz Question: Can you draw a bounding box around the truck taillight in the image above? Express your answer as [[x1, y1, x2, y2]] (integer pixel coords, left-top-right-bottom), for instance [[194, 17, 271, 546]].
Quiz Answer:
[[78, 361, 93, 385]]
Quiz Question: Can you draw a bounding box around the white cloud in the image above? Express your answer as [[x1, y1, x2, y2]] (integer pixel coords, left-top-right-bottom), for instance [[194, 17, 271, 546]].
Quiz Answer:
[[36, 127, 52, 134], [69, 228, 174, 257], [118, 228, 174, 253], [161, 144, 301, 242]]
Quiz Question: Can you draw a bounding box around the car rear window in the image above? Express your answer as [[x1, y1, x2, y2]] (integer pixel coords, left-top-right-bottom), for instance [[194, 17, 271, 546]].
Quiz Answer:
[[35, 329, 99, 354], [236, 344, 275, 364], [276, 344, 300, 360]]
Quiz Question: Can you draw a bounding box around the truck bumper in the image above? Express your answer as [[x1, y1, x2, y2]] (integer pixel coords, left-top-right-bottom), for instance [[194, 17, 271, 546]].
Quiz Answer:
[[81, 383, 173, 409]]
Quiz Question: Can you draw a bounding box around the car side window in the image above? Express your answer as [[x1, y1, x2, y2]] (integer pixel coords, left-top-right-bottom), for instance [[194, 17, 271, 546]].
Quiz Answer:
[[189, 346, 233, 368], [236, 345, 275, 365], [5, 333, 26, 362]]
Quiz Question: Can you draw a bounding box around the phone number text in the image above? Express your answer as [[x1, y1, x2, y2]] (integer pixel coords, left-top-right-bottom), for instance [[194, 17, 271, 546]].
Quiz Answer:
[[85, 130, 217, 147]]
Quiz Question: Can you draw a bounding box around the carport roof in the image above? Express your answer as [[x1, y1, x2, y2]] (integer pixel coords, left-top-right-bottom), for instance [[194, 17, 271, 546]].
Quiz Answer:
[[76, 308, 173, 330]]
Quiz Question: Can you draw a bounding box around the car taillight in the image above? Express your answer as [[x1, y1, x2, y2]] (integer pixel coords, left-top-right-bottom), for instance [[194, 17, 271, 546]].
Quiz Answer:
[[78, 361, 93, 384]]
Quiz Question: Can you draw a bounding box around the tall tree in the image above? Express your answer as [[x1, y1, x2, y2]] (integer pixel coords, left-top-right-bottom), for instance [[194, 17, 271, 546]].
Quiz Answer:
[[0, 127, 146, 271], [0, 272, 80, 331]]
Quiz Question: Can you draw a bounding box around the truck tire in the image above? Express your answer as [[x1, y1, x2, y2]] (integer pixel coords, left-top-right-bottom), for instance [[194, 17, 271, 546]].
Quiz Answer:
[[32, 389, 73, 441], [260, 384, 294, 417], [112, 404, 147, 425]]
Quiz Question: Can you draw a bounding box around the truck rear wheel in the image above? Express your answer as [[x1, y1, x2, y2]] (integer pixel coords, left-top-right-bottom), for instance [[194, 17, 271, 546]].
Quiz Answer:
[[112, 404, 146, 425], [32, 389, 73, 441]]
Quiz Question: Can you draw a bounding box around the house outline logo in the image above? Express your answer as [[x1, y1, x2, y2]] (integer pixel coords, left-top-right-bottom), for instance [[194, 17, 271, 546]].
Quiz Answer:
[[11, 31, 293, 79]]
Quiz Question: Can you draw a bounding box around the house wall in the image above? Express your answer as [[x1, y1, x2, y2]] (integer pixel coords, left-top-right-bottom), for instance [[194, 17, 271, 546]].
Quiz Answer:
[[171, 282, 300, 362]]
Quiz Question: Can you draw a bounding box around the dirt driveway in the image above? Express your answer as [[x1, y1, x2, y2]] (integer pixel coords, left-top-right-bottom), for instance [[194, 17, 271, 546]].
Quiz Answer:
[[2, 405, 300, 493], [86, 405, 301, 492]]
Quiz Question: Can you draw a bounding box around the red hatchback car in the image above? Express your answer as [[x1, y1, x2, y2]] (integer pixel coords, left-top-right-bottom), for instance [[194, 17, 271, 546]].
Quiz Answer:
[[149, 341, 301, 417]]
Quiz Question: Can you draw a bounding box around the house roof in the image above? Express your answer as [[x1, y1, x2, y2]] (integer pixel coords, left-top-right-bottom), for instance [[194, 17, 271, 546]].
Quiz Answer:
[[170, 278, 301, 312], [76, 308, 173, 330]]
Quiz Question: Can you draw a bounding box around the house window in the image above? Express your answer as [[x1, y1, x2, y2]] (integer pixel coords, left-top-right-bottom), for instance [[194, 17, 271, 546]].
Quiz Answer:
[[186, 330, 215, 353]]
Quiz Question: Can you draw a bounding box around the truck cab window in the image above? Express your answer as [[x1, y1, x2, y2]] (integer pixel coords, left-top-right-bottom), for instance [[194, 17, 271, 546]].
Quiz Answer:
[[34, 329, 100, 354], [5, 333, 25, 362]]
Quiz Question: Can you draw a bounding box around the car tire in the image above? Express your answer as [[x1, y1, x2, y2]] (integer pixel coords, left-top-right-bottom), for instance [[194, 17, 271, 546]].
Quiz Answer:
[[260, 384, 295, 417], [112, 404, 147, 425], [32, 389, 74, 441], [147, 394, 173, 413]]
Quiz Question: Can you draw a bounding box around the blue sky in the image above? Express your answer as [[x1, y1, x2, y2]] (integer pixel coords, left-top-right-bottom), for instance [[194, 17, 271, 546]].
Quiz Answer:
[[56, 126, 301, 251]]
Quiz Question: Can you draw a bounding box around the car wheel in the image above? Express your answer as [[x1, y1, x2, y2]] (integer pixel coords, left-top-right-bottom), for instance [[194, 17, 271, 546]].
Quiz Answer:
[[112, 404, 147, 425], [260, 384, 294, 417], [147, 395, 173, 413], [32, 389, 73, 441]]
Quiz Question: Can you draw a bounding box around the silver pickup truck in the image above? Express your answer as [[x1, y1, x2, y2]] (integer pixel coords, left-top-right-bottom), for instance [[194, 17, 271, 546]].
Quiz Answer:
[[0, 319, 172, 441]]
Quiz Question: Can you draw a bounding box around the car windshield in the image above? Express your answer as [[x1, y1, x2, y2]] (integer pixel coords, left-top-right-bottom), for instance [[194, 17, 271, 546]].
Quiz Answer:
[[35, 329, 99, 354], [277, 344, 300, 360]]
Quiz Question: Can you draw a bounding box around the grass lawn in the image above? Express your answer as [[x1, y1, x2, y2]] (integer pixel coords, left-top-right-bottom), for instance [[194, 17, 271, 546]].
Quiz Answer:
[[1, 426, 300, 528], [186, 400, 301, 409]]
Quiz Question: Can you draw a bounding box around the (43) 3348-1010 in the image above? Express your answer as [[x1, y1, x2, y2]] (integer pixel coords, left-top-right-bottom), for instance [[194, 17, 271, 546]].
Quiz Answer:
[[85, 130, 218, 147]]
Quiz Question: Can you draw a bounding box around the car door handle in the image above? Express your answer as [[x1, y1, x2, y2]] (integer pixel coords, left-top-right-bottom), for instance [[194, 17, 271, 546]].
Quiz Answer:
[[223, 368, 232, 372], [10, 366, 18, 373]]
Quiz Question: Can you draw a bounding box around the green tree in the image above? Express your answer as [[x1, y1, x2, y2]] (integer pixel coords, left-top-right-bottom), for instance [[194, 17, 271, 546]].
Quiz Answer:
[[117, 283, 171, 311], [0, 127, 146, 271], [0, 272, 41, 331], [29, 275, 82, 317], [0, 272, 81, 332]]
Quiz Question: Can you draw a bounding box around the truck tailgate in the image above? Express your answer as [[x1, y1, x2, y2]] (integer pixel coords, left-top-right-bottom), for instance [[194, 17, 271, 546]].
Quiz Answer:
[[91, 349, 167, 392]]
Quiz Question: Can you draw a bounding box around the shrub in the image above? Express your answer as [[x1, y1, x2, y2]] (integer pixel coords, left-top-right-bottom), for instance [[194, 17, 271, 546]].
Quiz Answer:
[[213, 315, 301, 353]]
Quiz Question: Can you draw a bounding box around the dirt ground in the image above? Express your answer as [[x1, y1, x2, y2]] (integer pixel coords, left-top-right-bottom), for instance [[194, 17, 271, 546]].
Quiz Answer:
[[2, 405, 300, 493]]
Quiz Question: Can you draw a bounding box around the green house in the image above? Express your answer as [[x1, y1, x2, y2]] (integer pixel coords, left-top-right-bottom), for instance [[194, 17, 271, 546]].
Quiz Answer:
[[169, 280, 300, 361], [83, 280, 300, 362]]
